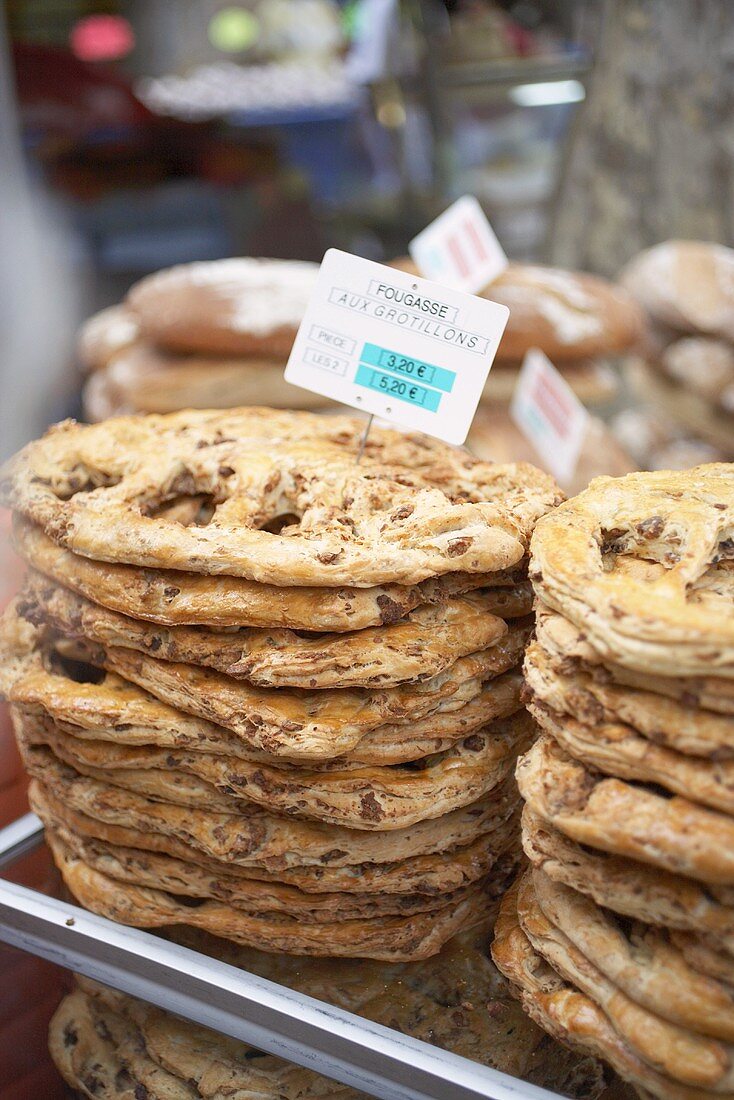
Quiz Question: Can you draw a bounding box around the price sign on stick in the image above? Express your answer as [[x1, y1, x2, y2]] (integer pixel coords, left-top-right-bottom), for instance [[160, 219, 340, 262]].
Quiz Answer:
[[511, 348, 589, 484], [408, 195, 508, 293], [285, 249, 509, 445]]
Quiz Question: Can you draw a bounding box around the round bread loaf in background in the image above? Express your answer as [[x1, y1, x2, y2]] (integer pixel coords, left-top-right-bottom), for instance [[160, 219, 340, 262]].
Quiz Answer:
[[77, 304, 140, 371], [661, 336, 734, 410], [620, 239, 734, 341], [391, 257, 643, 364], [126, 257, 318, 356], [83, 343, 332, 419]]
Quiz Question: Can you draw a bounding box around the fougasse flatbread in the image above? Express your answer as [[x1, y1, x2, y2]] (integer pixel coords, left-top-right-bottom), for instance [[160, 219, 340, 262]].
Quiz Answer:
[[30, 777, 520, 898], [521, 805, 734, 952], [14, 517, 530, 633], [517, 735, 734, 886], [530, 867, 734, 1043], [0, 408, 560, 586], [530, 464, 734, 678], [0, 610, 524, 768], [46, 828, 495, 961], [492, 877, 734, 1100], [515, 870, 734, 1094], [18, 569, 512, 689], [15, 705, 531, 831]]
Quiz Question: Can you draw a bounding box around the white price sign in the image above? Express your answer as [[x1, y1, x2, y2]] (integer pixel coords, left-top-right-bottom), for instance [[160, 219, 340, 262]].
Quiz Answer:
[[408, 195, 508, 293], [285, 249, 509, 445], [511, 349, 589, 484]]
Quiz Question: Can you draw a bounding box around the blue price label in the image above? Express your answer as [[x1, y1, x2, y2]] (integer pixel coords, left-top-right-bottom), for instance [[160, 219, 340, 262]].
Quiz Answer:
[[354, 365, 442, 411], [361, 343, 455, 393]]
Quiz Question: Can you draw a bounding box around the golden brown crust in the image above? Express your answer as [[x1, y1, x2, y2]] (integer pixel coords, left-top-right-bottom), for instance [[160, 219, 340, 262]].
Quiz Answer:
[[47, 828, 495, 961], [49, 988, 196, 1100], [492, 878, 734, 1100], [93, 342, 332, 415], [620, 240, 734, 341], [526, 636, 734, 754], [76, 305, 140, 372], [521, 807, 734, 948], [392, 258, 643, 362], [20, 569, 511, 689], [31, 778, 517, 896], [17, 706, 531, 830], [126, 258, 318, 356], [50, 622, 529, 761], [25, 752, 511, 871], [0, 409, 560, 586], [517, 736, 734, 885], [0, 611, 524, 767], [48, 819, 489, 921], [531, 869, 734, 1043], [517, 871, 734, 1092], [535, 605, 734, 719], [2, 596, 530, 761], [530, 465, 734, 677], [15, 517, 525, 632], [529, 695, 734, 817]]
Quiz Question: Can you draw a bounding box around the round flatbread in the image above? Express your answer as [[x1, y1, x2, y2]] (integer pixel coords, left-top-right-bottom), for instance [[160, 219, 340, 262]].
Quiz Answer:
[[20, 569, 511, 689], [530, 464, 734, 677], [526, 636, 734, 756], [14, 517, 526, 633], [492, 878, 734, 1100], [528, 694, 734, 817], [0, 612, 524, 767], [47, 828, 495, 961], [42, 623, 529, 761], [50, 988, 196, 1100], [17, 706, 531, 830], [31, 778, 518, 897], [0, 408, 560, 586], [531, 868, 734, 1042], [517, 735, 734, 886], [25, 751, 508, 871], [516, 870, 734, 1092], [521, 806, 734, 950], [535, 604, 734, 719], [48, 819, 486, 922]]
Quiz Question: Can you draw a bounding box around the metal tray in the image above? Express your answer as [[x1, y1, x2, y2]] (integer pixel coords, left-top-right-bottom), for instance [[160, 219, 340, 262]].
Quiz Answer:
[[0, 811, 561, 1100]]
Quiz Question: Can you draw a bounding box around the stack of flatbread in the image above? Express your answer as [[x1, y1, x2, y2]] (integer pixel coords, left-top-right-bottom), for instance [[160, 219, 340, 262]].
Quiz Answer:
[[50, 922, 606, 1100], [492, 463, 734, 1099], [80, 258, 326, 421], [0, 407, 561, 962]]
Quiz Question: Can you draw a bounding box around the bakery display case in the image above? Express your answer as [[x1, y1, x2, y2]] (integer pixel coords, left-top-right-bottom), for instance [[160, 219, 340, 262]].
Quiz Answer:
[[0, 813, 575, 1100]]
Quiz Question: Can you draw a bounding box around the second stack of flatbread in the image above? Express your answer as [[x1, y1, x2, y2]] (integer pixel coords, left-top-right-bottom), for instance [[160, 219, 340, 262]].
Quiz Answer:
[[0, 406, 561, 961], [492, 462, 734, 1098]]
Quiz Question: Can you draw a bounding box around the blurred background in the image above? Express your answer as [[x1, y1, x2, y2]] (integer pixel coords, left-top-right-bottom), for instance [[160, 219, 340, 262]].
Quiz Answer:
[[0, 0, 600, 454]]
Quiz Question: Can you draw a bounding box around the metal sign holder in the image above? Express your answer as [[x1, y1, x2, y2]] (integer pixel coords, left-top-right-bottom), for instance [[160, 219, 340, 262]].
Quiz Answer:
[[0, 812, 558, 1100]]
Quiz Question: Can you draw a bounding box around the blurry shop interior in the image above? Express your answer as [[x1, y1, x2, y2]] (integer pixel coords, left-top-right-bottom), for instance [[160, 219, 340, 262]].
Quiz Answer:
[[2, 0, 600, 450]]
